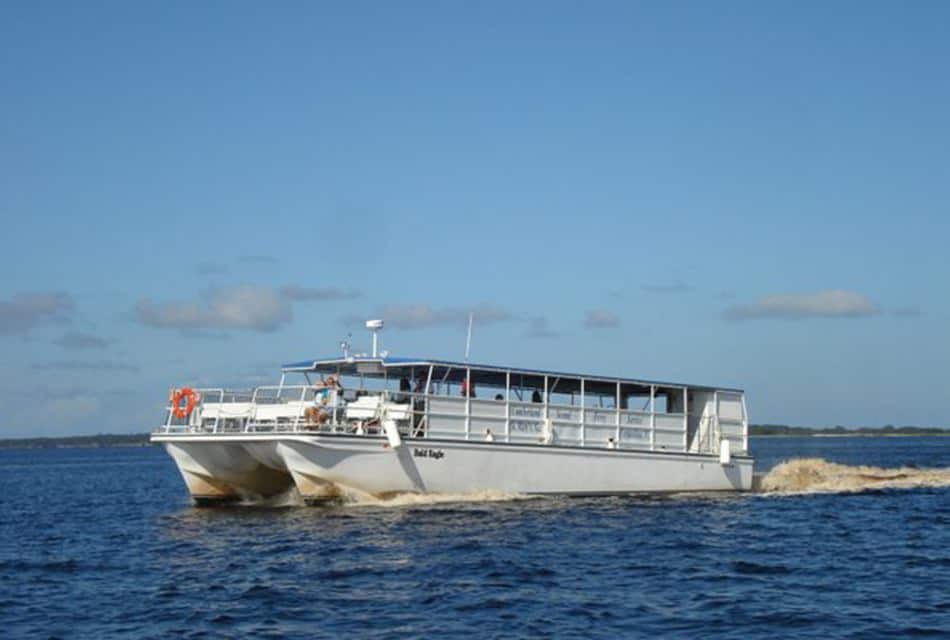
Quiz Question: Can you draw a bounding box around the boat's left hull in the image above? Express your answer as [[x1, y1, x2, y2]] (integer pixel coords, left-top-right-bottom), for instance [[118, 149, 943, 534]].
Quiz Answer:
[[162, 441, 293, 504]]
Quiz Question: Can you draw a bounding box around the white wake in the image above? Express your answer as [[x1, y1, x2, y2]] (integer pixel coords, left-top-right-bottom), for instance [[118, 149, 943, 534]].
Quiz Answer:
[[339, 487, 533, 508], [757, 458, 950, 495]]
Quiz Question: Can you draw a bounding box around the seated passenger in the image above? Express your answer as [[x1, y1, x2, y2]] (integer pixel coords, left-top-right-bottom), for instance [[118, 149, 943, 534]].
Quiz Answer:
[[531, 390, 542, 403], [312, 379, 331, 405], [325, 374, 342, 393], [304, 406, 329, 425], [494, 393, 504, 401]]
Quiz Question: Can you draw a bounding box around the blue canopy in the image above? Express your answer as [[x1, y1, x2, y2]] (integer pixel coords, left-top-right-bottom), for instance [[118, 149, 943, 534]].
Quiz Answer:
[[280, 355, 741, 393]]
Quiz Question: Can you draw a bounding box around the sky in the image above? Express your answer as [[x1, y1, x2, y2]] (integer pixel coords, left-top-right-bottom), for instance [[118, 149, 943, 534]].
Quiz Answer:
[[1, 1, 948, 436]]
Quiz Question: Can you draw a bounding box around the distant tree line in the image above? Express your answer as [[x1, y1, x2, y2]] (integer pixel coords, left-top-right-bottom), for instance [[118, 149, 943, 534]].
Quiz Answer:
[[749, 424, 947, 436], [0, 433, 151, 449]]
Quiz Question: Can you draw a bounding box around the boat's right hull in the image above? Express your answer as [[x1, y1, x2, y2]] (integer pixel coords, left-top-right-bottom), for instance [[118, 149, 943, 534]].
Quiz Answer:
[[278, 435, 753, 498], [154, 434, 753, 504]]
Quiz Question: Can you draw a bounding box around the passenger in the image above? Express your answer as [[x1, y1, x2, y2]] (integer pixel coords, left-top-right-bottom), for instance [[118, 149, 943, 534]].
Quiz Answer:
[[322, 375, 343, 422], [606, 437, 617, 450], [540, 418, 553, 444], [460, 379, 475, 398], [485, 428, 495, 442], [325, 374, 342, 392], [304, 406, 328, 425], [312, 378, 330, 406], [531, 390, 542, 403], [494, 393, 504, 401], [395, 377, 411, 404]]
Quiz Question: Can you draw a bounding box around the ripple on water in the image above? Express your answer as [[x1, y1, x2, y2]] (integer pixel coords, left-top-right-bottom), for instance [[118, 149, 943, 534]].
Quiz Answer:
[[0, 441, 948, 638]]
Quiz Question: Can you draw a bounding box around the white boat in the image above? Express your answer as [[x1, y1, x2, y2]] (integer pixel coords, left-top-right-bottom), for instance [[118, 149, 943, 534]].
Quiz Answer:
[[152, 321, 753, 504]]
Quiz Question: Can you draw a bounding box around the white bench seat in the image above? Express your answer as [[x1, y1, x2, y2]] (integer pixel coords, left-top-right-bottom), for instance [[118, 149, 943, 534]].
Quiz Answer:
[[383, 402, 412, 421], [253, 401, 310, 422], [199, 402, 255, 420], [345, 395, 382, 420]]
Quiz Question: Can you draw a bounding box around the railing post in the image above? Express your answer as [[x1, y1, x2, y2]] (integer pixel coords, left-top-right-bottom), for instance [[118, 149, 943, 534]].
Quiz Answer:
[[683, 386, 689, 452], [744, 396, 749, 454], [615, 381, 621, 448], [408, 366, 415, 438], [542, 376, 548, 417], [293, 386, 304, 433], [579, 378, 585, 448], [165, 387, 173, 431], [505, 370, 511, 442], [465, 367, 471, 440], [649, 385, 655, 451], [713, 391, 719, 453], [247, 386, 258, 433], [424, 366, 433, 439]]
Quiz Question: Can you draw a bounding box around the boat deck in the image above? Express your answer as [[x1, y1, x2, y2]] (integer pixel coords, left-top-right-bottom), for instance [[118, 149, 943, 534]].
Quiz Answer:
[[155, 385, 747, 457]]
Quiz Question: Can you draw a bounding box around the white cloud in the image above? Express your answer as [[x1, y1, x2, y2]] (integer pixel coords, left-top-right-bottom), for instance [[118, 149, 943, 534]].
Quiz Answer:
[[280, 285, 361, 301], [44, 395, 99, 422], [195, 261, 229, 276], [237, 255, 278, 265], [32, 360, 140, 372], [724, 290, 879, 321], [53, 331, 110, 350], [892, 306, 924, 318], [0, 291, 74, 336], [363, 303, 515, 330], [136, 286, 292, 332], [642, 281, 692, 294], [585, 309, 620, 329], [525, 316, 559, 339], [136, 283, 361, 333]]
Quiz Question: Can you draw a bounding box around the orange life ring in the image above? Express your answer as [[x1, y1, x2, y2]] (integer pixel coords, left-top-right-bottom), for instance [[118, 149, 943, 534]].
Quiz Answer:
[[171, 387, 198, 419]]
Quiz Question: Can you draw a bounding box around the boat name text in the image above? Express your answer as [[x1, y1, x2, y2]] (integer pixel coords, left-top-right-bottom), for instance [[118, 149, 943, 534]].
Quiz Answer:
[[413, 448, 445, 460]]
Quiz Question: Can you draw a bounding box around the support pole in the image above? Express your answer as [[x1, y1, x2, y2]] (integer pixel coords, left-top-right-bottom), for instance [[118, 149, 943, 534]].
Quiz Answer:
[[505, 370, 511, 442], [580, 378, 586, 447], [683, 386, 689, 452], [465, 367, 471, 440], [615, 381, 621, 448], [650, 385, 655, 451]]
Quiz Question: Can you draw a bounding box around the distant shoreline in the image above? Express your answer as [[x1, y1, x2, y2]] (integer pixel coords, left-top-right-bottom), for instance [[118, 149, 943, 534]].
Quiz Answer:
[[749, 425, 948, 437], [0, 434, 151, 450], [752, 432, 950, 438], [1, 426, 947, 449]]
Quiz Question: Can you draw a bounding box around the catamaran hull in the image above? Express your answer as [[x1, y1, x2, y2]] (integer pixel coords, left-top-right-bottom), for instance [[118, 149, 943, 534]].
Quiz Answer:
[[162, 441, 293, 504], [154, 434, 753, 503]]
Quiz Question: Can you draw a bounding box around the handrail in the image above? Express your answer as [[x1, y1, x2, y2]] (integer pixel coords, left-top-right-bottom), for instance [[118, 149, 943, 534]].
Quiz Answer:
[[154, 385, 744, 454]]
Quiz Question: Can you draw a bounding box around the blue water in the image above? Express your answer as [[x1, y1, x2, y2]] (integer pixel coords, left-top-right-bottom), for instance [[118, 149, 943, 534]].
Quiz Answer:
[[1, 437, 948, 639]]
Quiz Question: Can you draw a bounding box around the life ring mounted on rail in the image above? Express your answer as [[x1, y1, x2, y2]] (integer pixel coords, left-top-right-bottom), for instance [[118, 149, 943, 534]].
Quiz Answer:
[[170, 387, 199, 419]]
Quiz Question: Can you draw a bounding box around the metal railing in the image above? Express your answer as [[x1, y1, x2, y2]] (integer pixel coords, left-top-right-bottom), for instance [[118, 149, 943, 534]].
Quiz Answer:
[[156, 387, 747, 455]]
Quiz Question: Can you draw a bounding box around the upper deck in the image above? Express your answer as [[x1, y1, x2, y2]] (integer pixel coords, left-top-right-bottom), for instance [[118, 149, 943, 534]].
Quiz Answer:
[[155, 354, 749, 457], [281, 355, 744, 395]]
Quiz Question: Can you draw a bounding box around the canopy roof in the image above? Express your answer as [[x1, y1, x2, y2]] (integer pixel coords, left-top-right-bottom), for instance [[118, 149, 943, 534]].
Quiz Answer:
[[281, 356, 742, 394]]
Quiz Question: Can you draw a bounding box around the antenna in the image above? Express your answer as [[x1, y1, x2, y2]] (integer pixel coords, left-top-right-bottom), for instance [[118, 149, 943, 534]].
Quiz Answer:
[[464, 311, 474, 361], [340, 333, 351, 358], [366, 319, 384, 357]]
